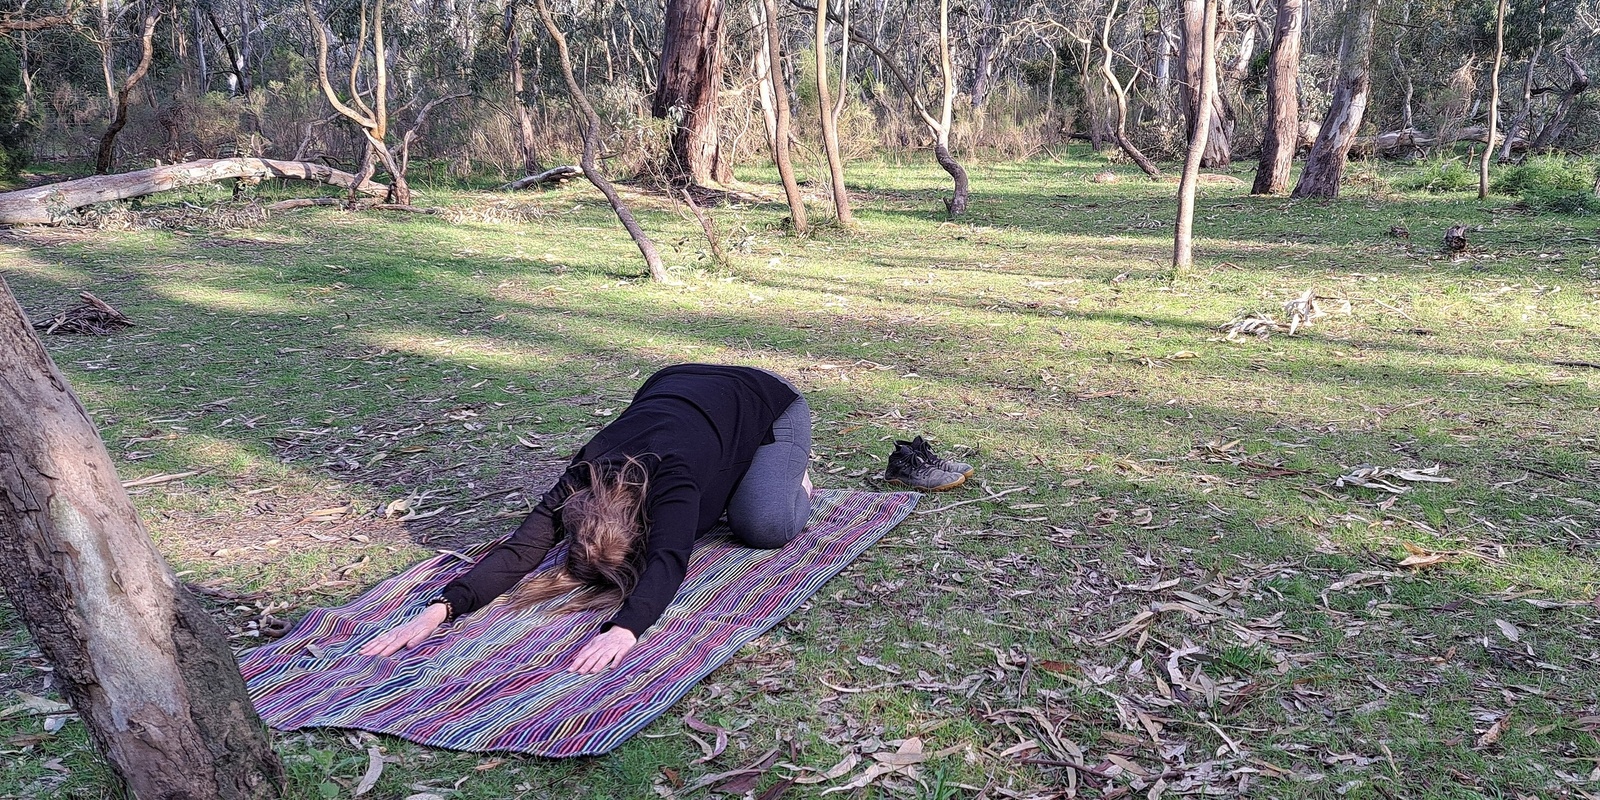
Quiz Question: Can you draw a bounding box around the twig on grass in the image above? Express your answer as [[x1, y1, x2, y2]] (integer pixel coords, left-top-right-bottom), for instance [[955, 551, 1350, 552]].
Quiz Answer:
[[912, 485, 1028, 515], [1019, 756, 1116, 779], [120, 470, 202, 489]]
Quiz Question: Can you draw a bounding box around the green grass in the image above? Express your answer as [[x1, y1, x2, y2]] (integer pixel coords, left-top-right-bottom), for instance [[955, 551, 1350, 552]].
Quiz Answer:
[[1, 151, 1598, 799]]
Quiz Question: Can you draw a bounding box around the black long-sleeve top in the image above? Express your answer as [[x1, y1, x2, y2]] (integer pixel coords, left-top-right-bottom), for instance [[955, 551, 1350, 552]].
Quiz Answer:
[[438, 364, 800, 635]]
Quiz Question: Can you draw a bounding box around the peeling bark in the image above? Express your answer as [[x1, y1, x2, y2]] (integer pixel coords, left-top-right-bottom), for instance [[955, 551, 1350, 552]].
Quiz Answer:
[[655, 0, 727, 186]]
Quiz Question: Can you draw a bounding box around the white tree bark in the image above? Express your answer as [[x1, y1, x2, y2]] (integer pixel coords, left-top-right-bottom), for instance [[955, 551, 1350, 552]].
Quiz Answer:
[[0, 158, 387, 224]]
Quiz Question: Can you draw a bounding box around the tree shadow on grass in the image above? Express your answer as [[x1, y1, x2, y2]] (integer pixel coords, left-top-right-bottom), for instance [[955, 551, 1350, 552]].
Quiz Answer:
[[4, 206, 1598, 799]]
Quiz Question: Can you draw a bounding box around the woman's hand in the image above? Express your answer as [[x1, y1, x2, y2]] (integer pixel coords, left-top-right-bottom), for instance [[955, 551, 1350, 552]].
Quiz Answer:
[[359, 602, 450, 657], [568, 625, 638, 674]]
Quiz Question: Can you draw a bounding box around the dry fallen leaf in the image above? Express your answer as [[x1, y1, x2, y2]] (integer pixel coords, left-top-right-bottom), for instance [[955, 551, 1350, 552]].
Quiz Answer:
[[1494, 619, 1521, 643], [683, 715, 729, 764], [0, 692, 73, 720], [1398, 542, 1451, 569], [1476, 714, 1510, 749], [354, 746, 384, 796], [300, 501, 354, 523], [754, 779, 795, 800], [791, 753, 860, 784]]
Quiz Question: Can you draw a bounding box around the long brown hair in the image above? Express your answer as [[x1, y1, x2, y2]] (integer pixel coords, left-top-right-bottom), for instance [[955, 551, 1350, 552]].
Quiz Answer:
[[509, 456, 651, 614]]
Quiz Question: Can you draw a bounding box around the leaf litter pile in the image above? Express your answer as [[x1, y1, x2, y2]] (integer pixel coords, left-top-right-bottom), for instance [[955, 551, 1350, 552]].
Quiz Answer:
[[30, 291, 133, 335]]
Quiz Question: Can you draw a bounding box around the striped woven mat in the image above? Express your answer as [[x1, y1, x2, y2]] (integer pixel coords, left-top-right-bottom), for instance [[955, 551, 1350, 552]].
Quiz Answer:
[[239, 489, 917, 756]]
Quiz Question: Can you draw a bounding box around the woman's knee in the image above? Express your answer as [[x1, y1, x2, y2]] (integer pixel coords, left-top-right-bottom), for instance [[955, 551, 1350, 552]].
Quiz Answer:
[[729, 491, 808, 549]]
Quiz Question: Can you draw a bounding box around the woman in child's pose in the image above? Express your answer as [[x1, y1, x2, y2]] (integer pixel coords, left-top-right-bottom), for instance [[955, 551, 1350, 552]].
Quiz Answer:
[[360, 363, 813, 673]]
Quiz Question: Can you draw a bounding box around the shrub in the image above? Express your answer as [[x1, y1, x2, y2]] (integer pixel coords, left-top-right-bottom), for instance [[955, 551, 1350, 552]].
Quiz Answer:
[[1491, 154, 1594, 195], [1397, 158, 1475, 192], [1523, 187, 1600, 214], [0, 40, 34, 177]]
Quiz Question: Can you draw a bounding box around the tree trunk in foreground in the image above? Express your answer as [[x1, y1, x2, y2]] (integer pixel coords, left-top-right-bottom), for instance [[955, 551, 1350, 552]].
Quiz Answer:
[[1479, 0, 1506, 199], [1252, 0, 1303, 195], [1291, 0, 1380, 199], [0, 158, 387, 225], [761, 0, 808, 232], [655, 0, 728, 186], [0, 279, 283, 800], [1179, 0, 1231, 167], [814, 0, 854, 224], [95, 4, 160, 174], [535, 0, 672, 283], [1173, 0, 1218, 272]]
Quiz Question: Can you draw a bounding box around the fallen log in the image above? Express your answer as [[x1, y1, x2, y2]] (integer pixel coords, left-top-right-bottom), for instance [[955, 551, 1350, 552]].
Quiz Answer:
[[0, 158, 388, 225], [504, 165, 582, 190], [1359, 125, 1528, 157]]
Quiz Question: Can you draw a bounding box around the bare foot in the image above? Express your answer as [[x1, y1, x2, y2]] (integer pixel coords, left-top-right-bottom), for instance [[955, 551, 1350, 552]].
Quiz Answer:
[[802, 471, 814, 497]]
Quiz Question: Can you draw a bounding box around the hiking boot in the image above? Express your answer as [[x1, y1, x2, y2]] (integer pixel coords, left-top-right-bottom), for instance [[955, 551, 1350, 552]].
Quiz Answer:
[[885, 442, 967, 491], [900, 435, 974, 477]]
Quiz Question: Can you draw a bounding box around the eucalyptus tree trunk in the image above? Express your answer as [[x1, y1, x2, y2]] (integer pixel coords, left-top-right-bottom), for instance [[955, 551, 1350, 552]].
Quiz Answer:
[[814, 0, 853, 224], [1529, 51, 1589, 150], [204, 5, 251, 96], [95, 3, 159, 174], [306, 0, 411, 205], [1179, 0, 1231, 167], [761, 0, 808, 232], [534, 0, 671, 283], [1174, 0, 1218, 272], [967, 0, 998, 109], [1100, 0, 1159, 177], [1498, 0, 1545, 162], [1291, 0, 1380, 199], [504, 1, 543, 176], [0, 279, 283, 800], [1252, 0, 1303, 195], [1154, 14, 1178, 126], [1479, 0, 1506, 199], [751, 3, 779, 154], [934, 0, 967, 216], [655, 0, 728, 186], [799, 0, 967, 215]]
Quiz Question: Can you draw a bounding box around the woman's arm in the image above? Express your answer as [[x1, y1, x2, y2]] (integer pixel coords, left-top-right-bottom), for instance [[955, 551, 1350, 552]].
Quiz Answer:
[[358, 478, 573, 657], [604, 479, 698, 637], [437, 501, 560, 617], [565, 483, 697, 673]]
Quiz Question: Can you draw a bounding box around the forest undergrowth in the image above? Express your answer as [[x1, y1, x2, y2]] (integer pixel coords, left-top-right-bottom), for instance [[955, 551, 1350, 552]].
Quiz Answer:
[[1, 153, 1597, 799]]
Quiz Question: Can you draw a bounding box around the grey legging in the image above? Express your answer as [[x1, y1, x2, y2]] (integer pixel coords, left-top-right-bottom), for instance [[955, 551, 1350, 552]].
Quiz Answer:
[[726, 375, 812, 548]]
